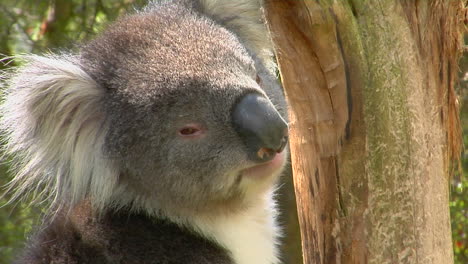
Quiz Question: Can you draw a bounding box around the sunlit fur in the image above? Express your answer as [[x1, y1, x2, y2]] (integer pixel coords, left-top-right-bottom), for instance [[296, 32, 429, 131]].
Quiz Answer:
[[199, 0, 275, 69]]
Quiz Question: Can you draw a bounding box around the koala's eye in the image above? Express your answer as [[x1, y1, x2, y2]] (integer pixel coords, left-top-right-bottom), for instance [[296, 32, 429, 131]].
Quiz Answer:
[[180, 127, 198, 135], [178, 124, 204, 138]]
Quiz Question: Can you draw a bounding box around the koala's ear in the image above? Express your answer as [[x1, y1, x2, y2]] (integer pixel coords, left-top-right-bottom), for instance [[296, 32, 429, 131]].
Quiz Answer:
[[199, 0, 274, 67], [1, 55, 117, 212]]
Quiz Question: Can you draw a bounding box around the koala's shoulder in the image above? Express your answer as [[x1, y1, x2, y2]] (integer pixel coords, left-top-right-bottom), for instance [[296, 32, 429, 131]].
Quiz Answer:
[[16, 206, 233, 264]]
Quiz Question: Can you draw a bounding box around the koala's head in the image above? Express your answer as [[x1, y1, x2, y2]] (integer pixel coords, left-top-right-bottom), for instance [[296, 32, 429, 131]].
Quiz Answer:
[[0, 1, 287, 217]]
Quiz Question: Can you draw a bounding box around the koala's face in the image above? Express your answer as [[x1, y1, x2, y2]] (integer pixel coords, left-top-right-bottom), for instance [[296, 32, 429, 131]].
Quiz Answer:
[[80, 5, 288, 214]]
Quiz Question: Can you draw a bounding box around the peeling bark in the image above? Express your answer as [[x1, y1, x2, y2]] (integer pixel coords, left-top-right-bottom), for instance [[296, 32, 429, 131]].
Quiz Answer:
[[264, 1, 464, 263]]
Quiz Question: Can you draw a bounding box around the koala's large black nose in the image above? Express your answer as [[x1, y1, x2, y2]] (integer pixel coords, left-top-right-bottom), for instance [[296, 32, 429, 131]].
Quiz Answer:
[[232, 94, 288, 162]]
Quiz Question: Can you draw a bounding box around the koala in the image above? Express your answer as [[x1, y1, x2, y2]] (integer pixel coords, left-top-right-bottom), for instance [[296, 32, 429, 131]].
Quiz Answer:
[[0, 1, 288, 264]]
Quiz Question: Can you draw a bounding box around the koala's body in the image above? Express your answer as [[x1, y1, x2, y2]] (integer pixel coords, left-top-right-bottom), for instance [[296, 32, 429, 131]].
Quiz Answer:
[[1, 1, 288, 264]]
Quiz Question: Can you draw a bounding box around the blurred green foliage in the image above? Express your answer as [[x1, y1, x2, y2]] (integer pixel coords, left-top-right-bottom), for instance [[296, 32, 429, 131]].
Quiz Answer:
[[451, 176, 467, 264], [0, 0, 146, 62], [0, 1, 466, 264], [0, 176, 40, 264], [450, 42, 468, 263]]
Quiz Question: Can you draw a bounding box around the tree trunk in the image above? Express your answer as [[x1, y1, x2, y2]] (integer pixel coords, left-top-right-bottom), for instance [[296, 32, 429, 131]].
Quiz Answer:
[[264, 1, 464, 263]]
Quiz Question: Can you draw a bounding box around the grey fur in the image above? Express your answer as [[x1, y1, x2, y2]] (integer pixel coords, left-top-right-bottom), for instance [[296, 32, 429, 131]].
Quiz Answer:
[[1, 1, 287, 263]]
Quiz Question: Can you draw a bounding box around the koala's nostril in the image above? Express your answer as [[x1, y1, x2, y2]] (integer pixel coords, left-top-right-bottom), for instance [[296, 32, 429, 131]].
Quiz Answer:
[[232, 93, 288, 162]]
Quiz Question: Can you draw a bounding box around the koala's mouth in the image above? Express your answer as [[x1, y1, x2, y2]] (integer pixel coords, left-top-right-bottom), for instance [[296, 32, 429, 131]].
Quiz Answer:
[[241, 150, 286, 179]]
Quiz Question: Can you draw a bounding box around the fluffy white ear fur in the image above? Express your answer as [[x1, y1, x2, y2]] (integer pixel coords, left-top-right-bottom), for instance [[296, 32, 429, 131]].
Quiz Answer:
[[0, 55, 117, 213], [199, 0, 275, 70]]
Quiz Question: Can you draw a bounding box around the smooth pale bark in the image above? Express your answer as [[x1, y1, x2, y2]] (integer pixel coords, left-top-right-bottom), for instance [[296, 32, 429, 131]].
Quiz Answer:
[[264, 1, 464, 263]]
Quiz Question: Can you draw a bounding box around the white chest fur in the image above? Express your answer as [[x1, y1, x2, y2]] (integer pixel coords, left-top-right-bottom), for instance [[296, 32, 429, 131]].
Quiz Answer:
[[192, 193, 280, 264]]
